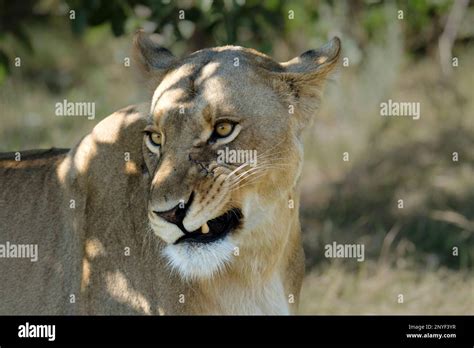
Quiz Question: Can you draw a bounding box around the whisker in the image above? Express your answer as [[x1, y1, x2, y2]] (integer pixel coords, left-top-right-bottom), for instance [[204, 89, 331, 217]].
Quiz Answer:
[[228, 165, 288, 190], [231, 172, 268, 192], [225, 162, 252, 181]]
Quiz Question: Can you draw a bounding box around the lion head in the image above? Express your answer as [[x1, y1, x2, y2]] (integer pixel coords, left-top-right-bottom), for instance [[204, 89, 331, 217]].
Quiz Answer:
[[133, 31, 340, 281]]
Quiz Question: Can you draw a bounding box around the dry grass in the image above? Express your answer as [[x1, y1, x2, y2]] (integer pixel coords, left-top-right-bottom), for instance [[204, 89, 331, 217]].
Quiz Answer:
[[300, 262, 474, 314]]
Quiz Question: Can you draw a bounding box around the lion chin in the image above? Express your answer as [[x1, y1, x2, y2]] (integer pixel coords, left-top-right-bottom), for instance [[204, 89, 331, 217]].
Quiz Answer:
[[150, 203, 244, 281], [163, 237, 236, 281]]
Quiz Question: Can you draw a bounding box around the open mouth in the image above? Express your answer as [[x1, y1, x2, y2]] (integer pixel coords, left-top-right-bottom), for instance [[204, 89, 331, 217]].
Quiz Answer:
[[175, 208, 243, 244]]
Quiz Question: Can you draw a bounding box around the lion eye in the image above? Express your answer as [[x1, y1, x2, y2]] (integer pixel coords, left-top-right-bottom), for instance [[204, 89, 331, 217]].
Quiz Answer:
[[148, 132, 162, 146], [214, 122, 234, 138]]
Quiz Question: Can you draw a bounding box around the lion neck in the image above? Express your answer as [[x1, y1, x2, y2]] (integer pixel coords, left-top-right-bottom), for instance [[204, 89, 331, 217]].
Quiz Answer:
[[187, 193, 300, 315]]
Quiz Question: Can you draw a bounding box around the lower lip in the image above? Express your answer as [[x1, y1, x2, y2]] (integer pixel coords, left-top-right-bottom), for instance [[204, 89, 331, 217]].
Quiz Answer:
[[175, 208, 243, 245]]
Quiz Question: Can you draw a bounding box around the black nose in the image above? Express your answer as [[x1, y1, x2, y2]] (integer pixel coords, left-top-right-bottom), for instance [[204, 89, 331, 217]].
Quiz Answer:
[[154, 204, 187, 226], [153, 193, 194, 227]]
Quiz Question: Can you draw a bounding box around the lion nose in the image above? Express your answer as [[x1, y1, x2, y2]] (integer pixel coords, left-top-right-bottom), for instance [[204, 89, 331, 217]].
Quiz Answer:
[[154, 204, 187, 226], [153, 193, 194, 227]]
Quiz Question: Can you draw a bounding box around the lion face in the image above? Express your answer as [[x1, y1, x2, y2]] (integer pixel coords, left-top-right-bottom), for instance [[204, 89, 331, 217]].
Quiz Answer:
[[134, 32, 340, 280]]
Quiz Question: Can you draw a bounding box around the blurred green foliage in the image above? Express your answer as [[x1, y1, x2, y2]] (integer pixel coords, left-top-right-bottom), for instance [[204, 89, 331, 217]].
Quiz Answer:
[[1, 0, 473, 85]]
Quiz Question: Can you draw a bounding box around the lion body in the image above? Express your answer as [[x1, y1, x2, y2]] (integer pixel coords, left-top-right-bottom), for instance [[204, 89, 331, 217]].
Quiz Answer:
[[0, 148, 79, 314], [0, 36, 339, 314], [0, 106, 304, 314]]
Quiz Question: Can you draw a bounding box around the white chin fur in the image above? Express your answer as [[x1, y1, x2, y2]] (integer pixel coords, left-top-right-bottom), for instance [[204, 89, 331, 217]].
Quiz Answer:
[[163, 238, 236, 281]]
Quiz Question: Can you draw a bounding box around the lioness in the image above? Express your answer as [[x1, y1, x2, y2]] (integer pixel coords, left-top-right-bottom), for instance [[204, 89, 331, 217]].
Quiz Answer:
[[0, 32, 340, 314]]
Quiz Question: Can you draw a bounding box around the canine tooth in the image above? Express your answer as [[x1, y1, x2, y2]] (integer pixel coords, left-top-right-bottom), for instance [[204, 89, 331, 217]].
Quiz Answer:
[[201, 222, 210, 234]]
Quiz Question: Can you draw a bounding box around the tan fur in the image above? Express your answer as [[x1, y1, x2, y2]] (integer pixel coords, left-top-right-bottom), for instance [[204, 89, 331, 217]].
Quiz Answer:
[[0, 34, 340, 314]]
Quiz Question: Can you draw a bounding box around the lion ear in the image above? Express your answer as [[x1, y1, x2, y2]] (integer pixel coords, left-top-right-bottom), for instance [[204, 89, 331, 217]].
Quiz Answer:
[[132, 30, 176, 90], [273, 37, 341, 128], [281, 37, 341, 75]]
